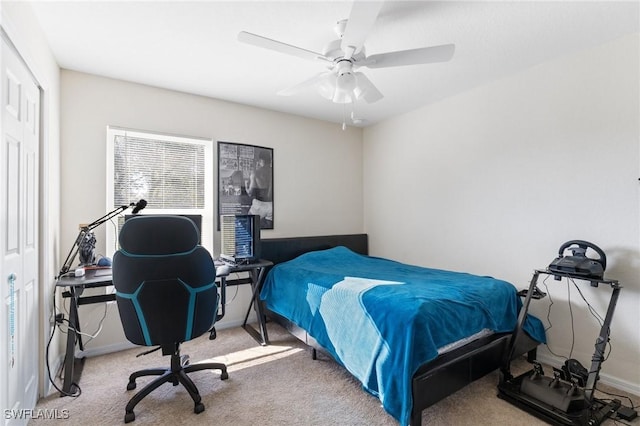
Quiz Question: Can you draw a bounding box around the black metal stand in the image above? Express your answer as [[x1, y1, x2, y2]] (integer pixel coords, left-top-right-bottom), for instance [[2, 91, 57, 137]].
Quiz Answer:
[[498, 269, 623, 425], [241, 263, 271, 345], [217, 259, 273, 345]]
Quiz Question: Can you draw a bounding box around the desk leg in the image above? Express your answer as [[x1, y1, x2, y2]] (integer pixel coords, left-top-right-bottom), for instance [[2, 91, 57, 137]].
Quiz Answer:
[[61, 287, 80, 396], [242, 267, 269, 345]]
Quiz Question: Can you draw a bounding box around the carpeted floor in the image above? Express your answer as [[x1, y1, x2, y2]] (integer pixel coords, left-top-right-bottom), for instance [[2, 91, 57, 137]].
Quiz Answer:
[[31, 323, 637, 425]]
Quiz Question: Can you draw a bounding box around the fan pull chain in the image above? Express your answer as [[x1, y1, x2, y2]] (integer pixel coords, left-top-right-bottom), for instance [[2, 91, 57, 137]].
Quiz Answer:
[[342, 102, 347, 131]]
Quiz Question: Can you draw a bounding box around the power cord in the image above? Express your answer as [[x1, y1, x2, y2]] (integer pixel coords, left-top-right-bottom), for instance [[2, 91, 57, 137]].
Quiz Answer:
[[224, 272, 240, 305], [541, 275, 610, 364], [46, 286, 81, 397], [47, 278, 111, 397], [541, 276, 568, 360], [565, 279, 576, 359]]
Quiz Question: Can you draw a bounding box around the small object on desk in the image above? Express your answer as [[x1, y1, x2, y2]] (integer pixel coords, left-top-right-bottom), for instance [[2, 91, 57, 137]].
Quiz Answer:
[[216, 264, 231, 277], [74, 267, 85, 277], [92, 268, 112, 277], [97, 256, 112, 267]]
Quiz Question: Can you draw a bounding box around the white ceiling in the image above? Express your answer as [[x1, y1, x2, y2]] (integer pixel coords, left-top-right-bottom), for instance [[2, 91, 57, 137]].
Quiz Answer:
[[28, 1, 639, 127]]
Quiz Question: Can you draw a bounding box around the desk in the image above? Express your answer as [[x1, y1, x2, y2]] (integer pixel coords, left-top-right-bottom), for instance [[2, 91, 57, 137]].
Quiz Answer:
[[55, 269, 114, 396], [55, 260, 273, 395], [217, 259, 273, 345]]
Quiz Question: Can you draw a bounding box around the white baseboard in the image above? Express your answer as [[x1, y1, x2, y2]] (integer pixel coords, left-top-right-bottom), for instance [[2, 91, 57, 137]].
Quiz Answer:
[[76, 341, 137, 358], [536, 352, 640, 397], [76, 319, 247, 358]]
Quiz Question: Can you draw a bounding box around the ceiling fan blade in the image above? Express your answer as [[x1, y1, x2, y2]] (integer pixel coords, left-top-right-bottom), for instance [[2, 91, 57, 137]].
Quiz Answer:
[[277, 72, 331, 96], [238, 31, 331, 63], [364, 44, 455, 68], [354, 72, 383, 103], [341, 1, 384, 58]]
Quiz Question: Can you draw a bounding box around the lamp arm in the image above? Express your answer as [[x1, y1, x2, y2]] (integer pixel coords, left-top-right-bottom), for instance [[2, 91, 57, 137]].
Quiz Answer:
[[85, 203, 134, 231], [57, 229, 86, 278], [56, 204, 132, 278]]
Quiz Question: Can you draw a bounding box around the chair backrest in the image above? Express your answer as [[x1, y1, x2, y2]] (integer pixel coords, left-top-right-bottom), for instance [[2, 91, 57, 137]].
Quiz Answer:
[[113, 215, 218, 347]]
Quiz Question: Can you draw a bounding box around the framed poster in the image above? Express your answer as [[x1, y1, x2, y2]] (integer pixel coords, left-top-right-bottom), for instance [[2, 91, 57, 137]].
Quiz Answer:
[[217, 141, 273, 229]]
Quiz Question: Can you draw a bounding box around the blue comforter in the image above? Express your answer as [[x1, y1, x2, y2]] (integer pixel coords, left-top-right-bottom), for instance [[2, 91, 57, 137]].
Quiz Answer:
[[260, 246, 545, 425]]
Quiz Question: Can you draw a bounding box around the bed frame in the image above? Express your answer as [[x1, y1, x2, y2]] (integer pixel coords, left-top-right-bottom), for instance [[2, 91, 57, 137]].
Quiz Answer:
[[260, 234, 539, 426]]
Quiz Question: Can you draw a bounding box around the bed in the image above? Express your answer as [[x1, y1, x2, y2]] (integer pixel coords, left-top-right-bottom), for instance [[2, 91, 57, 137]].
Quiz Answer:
[[259, 234, 545, 426]]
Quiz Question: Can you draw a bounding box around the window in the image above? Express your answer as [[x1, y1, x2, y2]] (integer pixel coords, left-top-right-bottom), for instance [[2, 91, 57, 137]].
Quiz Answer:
[[106, 127, 214, 255]]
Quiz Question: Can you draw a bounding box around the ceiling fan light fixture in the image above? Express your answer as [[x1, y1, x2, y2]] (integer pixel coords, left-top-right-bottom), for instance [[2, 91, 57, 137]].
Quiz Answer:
[[335, 72, 356, 102], [332, 89, 353, 104]]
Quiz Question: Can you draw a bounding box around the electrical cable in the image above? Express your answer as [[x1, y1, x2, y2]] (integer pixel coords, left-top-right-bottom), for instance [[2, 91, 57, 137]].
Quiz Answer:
[[570, 278, 605, 326], [57, 307, 108, 342], [594, 388, 636, 412], [110, 215, 119, 253], [566, 279, 576, 359], [224, 272, 241, 305], [46, 286, 81, 397], [541, 276, 569, 360], [567, 277, 612, 370]]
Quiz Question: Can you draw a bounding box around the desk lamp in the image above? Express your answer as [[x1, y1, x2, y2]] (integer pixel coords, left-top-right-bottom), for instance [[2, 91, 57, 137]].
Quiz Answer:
[[56, 200, 146, 278]]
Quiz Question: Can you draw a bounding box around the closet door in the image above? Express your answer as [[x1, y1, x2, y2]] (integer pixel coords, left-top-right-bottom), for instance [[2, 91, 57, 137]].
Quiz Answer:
[[1, 34, 40, 424]]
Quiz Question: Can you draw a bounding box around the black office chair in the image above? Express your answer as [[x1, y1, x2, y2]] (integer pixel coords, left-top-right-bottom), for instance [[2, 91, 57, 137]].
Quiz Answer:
[[112, 215, 228, 423]]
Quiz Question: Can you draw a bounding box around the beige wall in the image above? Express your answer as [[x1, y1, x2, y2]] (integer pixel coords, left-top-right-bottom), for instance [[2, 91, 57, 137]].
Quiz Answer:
[[363, 34, 640, 394], [60, 70, 364, 353]]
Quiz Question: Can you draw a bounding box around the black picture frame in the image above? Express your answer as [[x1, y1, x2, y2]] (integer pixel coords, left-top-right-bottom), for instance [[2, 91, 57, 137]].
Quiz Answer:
[[217, 141, 273, 230]]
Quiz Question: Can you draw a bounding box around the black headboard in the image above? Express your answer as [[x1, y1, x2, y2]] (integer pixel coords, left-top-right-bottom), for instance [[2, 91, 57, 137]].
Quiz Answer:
[[261, 234, 368, 266]]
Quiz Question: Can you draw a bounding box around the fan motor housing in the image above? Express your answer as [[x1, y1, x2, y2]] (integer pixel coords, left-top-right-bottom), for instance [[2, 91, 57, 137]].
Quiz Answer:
[[323, 39, 366, 63]]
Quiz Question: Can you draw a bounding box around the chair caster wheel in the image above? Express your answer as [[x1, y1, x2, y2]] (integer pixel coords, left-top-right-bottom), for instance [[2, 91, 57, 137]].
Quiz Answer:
[[221, 371, 229, 380], [180, 354, 190, 366], [124, 412, 135, 423], [126, 381, 136, 391], [194, 402, 205, 414]]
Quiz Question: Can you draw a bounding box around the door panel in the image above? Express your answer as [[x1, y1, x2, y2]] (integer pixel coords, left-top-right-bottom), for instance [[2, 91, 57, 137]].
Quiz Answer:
[[1, 35, 40, 424], [5, 138, 20, 254]]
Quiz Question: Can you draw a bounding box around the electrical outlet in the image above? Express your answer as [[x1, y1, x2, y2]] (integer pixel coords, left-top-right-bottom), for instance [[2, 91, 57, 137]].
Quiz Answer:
[[55, 313, 64, 324]]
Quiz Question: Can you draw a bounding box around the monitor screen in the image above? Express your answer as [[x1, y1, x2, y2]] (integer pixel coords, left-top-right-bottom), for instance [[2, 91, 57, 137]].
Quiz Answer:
[[220, 214, 260, 263], [124, 214, 202, 244]]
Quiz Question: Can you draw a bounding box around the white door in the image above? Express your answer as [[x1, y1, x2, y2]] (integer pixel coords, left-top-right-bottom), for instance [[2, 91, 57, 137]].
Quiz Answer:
[[1, 35, 40, 425]]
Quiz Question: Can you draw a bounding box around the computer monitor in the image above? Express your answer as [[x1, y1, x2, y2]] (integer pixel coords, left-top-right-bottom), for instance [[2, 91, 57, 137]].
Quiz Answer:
[[219, 214, 261, 264], [124, 214, 203, 244]]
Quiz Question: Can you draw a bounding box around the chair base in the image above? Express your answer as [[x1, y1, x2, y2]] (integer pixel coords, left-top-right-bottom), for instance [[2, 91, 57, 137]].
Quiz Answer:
[[124, 349, 228, 423]]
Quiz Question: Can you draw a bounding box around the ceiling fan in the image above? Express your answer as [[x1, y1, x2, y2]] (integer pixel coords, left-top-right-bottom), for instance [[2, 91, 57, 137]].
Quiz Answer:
[[237, 1, 455, 106]]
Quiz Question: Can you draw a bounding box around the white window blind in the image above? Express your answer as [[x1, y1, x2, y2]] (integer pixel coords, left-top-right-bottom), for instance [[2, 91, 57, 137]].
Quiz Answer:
[[106, 127, 214, 255], [114, 133, 205, 209]]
